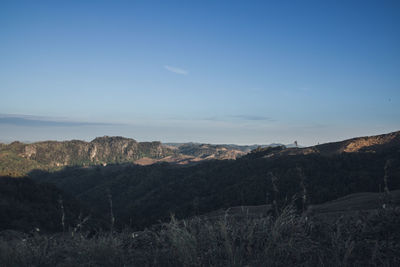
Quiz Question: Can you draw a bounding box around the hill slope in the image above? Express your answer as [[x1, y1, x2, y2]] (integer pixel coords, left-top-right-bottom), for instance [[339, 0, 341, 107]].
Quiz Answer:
[[0, 137, 253, 176], [243, 130, 400, 159], [30, 131, 400, 229], [0, 177, 105, 233]]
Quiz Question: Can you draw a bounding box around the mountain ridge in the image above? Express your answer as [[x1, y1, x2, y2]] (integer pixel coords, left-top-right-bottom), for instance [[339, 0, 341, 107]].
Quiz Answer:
[[1, 130, 399, 176], [28, 130, 400, 230], [246, 130, 400, 159], [0, 136, 250, 176], [0, 130, 399, 232]]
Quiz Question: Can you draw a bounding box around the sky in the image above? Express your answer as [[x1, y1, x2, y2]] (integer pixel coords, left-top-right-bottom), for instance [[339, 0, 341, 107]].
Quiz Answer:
[[1, 0, 399, 145]]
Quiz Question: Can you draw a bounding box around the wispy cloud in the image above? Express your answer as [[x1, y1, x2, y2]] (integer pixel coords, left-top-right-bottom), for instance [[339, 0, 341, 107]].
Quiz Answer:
[[164, 65, 188, 75], [0, 114, 118, 127], [229, 115, 273, 121], [166, 114, 274, 122]]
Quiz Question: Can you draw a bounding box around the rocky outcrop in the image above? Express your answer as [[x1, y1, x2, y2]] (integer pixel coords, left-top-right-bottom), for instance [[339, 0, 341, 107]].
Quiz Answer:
[[15, 136, 175, 168], [343, 131, 400, 152], [0, 136, 255, 176]]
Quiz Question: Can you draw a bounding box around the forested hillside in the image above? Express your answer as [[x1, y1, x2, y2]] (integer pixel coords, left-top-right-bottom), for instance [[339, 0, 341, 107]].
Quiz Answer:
[[30, 131, 400, 230]]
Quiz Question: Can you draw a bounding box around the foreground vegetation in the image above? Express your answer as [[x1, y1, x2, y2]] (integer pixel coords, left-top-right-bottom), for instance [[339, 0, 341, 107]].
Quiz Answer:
[[31, 147, 400, 230], [1, 132, 399, 266], [1, 203, 399, 267]]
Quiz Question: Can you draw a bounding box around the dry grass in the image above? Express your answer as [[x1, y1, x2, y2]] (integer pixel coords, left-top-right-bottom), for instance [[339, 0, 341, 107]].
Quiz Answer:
[[1, 205, 399, 267]]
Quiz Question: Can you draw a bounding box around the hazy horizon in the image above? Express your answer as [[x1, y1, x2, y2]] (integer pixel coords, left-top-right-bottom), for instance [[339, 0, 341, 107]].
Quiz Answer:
[[1, 113, 398, 147], [1, 0, 399, 145]]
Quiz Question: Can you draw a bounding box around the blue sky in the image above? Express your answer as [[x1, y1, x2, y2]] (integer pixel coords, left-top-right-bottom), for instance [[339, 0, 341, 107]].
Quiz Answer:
[[1, 0, 399, 145]]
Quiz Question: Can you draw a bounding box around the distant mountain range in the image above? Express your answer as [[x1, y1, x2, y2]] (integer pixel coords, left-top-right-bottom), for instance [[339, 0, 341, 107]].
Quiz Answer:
[[1, 131, 399, 177], [0, 130, 399, 233], [0, 137, 288, 176], [165, 142, 289, 152]]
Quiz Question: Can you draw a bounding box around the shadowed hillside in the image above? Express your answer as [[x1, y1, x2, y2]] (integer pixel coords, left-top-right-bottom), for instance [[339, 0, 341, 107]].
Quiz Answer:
[[29, 131, 400, 230], [0, 177, 106, 233]]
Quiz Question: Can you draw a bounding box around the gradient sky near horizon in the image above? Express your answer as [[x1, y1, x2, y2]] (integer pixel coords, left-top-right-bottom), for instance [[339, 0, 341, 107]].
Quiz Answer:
[[1, 0, 399, 145]]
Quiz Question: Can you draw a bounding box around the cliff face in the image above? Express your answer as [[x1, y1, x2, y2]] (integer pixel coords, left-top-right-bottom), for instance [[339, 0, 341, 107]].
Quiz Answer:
[[18, 136, 174, 167], [0, 136, 253, 176], [0, 137, 176, 176]]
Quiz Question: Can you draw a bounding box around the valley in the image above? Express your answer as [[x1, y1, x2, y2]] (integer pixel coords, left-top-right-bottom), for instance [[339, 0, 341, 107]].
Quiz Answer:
[[1, 131, 399, 266]]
